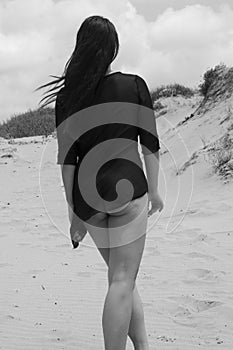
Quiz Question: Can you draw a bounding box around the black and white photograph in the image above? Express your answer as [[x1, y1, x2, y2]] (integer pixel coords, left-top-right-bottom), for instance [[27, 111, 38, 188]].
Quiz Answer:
[[0, 0, 233, 349]]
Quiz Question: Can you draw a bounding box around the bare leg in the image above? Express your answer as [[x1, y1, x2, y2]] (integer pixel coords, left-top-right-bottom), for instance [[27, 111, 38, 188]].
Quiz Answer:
[[102, 235, 146, 350], [85, 193, 149, 350], [102, 278, 134, 350], [102, 284, 149, 350], [128, 284, 149, 350], [98, 247, 150, 350]]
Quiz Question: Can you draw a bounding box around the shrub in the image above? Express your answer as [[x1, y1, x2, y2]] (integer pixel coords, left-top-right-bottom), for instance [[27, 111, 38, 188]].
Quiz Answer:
[[153, 101, 165, 111], [207, 132, 233, 180], [213, 149, 232, 168], [151, 83, 195, 103], [199, 63, 226, 97], [0, 107, 55, 139]]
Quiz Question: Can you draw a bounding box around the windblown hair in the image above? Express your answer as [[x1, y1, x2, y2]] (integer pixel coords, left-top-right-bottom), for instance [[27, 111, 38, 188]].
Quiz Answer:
[[37, 15, 119, 116]]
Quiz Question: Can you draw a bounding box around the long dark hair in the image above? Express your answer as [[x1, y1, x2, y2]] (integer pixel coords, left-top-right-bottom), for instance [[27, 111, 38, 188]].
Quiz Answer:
[[36, 15, 119, 115]]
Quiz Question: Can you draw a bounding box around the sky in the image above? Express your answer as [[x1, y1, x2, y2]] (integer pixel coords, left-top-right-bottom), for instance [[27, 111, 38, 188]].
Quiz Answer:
[[1, 0, 233, 122]]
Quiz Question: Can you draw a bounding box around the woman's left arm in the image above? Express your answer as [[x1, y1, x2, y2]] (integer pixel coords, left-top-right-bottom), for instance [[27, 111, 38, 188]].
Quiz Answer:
[[56, 93, 87, 247], [61, 164, 87, 248], [60, 164, 76, 208]]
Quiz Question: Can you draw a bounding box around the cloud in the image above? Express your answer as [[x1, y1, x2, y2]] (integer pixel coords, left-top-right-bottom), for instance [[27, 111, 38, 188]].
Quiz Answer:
[[130, 0, 233, 21], [140, 4, 233, 87], [1, 0, 233, 121]]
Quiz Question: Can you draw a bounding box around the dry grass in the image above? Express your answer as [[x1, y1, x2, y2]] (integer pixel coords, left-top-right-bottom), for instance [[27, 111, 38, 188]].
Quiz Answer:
[[0, 107, 55, 139], [207, 133, 233, 181]]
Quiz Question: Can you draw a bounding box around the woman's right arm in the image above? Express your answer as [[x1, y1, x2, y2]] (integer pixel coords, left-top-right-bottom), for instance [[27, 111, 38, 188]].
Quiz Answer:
[[135, 74, 164, 215], [143, 151, 164, 215], [144, 151, 159, 194]]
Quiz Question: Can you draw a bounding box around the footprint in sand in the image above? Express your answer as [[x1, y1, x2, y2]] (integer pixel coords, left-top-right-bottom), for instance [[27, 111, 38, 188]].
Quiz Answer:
[[192, 299, 223, 312], [167, 295, 223, 324], [185, 251, 217, 261], [191, 233, 214, 244], [183, 268, 226, 283]]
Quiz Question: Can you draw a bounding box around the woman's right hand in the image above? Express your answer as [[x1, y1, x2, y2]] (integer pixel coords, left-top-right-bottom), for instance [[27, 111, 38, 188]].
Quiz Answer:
[[148, 191, 164, 217]]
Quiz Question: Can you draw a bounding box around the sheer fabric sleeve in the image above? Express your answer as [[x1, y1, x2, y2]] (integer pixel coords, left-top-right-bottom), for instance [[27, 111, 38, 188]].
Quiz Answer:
[[55, 90, 79, 165], [135, 75, 160, 155]]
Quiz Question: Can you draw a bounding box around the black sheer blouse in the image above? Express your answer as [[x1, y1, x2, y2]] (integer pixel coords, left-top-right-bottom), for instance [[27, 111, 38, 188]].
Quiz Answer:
[[55, 72, 160, 221]]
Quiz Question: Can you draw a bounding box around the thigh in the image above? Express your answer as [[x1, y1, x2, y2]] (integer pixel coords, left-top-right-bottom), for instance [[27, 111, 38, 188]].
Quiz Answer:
[[84, 212, 111, 284], [84, 211, 110, 249], [108, 233, 146, 286], [108, 192, 148, 248], [108, 193, 148, 283]]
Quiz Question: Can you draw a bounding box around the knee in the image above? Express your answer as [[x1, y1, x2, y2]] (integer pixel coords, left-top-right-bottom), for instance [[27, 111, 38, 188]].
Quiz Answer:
[[109, 273, 136, 294], [109, 266, 139, 288]]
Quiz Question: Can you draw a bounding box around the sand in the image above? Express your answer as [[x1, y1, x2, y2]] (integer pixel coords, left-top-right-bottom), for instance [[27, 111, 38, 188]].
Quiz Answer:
[[1, 95, 233, 349]]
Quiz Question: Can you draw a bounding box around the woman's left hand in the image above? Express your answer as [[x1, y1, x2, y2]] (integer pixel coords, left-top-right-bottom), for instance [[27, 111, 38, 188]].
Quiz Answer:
[[68, 203, 88, 248]]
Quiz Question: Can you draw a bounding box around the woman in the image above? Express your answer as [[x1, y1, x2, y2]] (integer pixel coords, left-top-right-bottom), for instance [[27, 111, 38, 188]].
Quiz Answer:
[[38, 15, 163, 350]]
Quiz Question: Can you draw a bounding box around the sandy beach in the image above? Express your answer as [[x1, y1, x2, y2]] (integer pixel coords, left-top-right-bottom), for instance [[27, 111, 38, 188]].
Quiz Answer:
[[1, 87, 233, 350]]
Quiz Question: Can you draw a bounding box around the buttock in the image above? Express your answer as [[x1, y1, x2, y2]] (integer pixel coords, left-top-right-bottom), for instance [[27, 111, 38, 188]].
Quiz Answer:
[[84, 192, 149, 248], [106, 201, 131, 214], [106, 192, 148, 216]]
